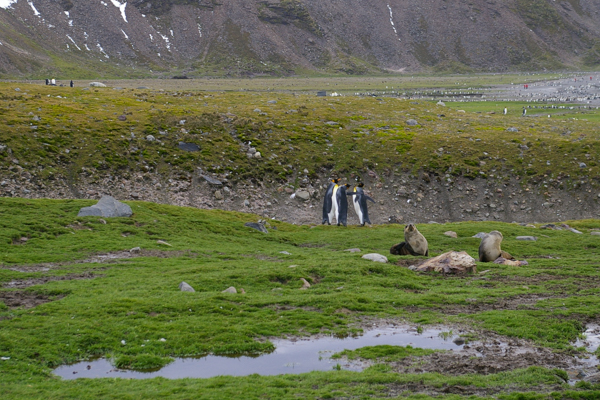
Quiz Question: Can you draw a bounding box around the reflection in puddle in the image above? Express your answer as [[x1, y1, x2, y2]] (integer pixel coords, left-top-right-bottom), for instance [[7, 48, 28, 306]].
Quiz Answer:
[[54, 326, 463, 380]]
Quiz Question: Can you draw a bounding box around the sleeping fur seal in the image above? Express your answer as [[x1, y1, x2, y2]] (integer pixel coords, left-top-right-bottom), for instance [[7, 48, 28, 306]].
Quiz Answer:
[[478, 230, 505, 262], [390, 223, 429, 256]]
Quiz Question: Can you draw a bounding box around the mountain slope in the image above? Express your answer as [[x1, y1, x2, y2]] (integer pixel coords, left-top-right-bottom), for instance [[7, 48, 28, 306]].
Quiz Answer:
[[0, 0, 599, 77]]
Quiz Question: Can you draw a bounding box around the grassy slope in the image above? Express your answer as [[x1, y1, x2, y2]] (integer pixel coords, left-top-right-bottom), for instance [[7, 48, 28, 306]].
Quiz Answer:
[[1, 198, 600, 398], [0, 79, 599, 191]]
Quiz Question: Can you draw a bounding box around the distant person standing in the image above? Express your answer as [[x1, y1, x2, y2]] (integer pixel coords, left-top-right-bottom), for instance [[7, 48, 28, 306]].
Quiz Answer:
[[70, 80, 74, 87]]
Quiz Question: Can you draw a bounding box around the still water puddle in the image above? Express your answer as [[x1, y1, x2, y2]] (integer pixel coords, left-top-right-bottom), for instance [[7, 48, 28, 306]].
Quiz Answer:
[[54, 326, 463, 380]]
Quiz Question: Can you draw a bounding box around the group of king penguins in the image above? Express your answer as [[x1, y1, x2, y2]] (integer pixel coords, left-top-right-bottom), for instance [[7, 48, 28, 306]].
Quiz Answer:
[[322, 178, 376, 226]]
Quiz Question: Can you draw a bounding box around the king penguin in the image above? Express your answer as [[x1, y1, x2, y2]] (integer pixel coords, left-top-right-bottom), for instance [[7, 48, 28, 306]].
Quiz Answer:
[[335, 184, 351, 226], [347, 182, 375, 226], [322, 178, 339, 225]]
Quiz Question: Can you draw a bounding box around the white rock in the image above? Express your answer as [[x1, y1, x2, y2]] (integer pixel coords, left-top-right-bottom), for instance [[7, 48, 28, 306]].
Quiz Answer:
[[362, 253, 388, 263]]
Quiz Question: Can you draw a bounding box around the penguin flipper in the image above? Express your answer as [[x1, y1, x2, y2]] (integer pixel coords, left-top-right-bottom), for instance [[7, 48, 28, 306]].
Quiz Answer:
[[365, 196, 376, 203]]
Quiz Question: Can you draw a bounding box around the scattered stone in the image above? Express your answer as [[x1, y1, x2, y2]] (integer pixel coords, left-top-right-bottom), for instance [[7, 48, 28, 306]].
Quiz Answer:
[[254, 152, 261, 159], [89, 82, 107, 87], [279, 251, 291, 255], [240, 288, 246, 294], [506, 127, 519, 132], [362, 253, 388, 263], [201, 175, 222, 186], [591, 232, 600, 236], [415, 251, 477, 274], [222, 287, 237, 294], [267, 100, 277, 104], [214, 190, 223, 200], [444, 231, 457, 238], [146, 135, 155, 142], [77, 195, 132, 218], [325, 121, 339, 126], [436, 101, 445, 106], [244, 222, 268, 233], [178, 142, 200, 152], [179, 282, 195, 292], [157, 240, 172, 246], [117, 115, 127, 121], [472, 232, 487, 239], [244, 200, 250, 207], [493, 257, 529, 267], [99, 219, 107, 224], [300, 278, 311, 289], [516, 236, 537, 241], [540, 224, 562, 230], [406, 119, 418, 126], [129, 247, 141, 253], [295, 190, 310, 201], [579, 162, 587, 168], [453, 337, 465, 345], [344, 248, 361, 253], [561, 224, 582, 234]]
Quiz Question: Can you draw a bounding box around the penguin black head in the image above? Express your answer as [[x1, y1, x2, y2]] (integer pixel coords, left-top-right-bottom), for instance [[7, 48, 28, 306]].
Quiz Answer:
[[344, 184, 350, 189], [332, 178, 340, 184], [357, 182, 364, 188]]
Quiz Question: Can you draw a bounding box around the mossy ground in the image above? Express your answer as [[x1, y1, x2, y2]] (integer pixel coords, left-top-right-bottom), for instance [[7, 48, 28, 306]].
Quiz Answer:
[[1, 76, 599, 191], [1, 197, 600, 398]]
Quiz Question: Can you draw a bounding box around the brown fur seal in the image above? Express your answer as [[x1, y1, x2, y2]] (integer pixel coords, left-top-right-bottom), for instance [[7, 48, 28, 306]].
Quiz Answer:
[[478, 230, 505, 262], [390, 224, 429, 256]]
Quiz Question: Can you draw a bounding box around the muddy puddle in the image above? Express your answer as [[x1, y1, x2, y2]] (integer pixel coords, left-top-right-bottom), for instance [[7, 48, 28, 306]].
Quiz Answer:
[[54, 326, 464, 380]]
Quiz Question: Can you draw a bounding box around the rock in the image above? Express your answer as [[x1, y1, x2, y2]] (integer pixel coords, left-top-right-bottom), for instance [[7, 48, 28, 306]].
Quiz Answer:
[[493, 257, 529, 267], [129, 247, 141, 253], [267, 100, 277, 104], [201, 175, 222, 186], [179, 282, 195, 292], [254, 152, 261, 159], [240, 288, 246, 294], [415, 251, 477, 274], [157, 240, 172, 246], [214, 190, 223, 200], [117, 115, 127, 121], [344, 248, 361, 253], [444, 231, 458, 238], [77, 195, 132, 218], [406, 119, 418, 126], [146, 135, 156, 142], [89, 82, 107, 87], [540, 224, 562, 230], [244, 222, 268, 233], [325, 121, 339, 126], [561, 224, 582, 234], [453, 337, 465, 345], [591, 232, 600, 236], [472, 232, 487, 239], [178, 142, 200, 152], [279, 251, 291, 255], [579, 162, 587, 168], [222, 286, 237, 294], [516, 236, 537, 241], [506, 127, 519, 132], [300, 278, 311, 289], [436, 101, 445, 106], [362, 253, 388, 263], [295, 190, 310, 201], [244, 200, 250, 207]]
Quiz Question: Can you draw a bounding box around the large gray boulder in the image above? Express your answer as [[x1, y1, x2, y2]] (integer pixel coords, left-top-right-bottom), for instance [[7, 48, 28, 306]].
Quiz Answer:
[[77, 196, 132, 218]]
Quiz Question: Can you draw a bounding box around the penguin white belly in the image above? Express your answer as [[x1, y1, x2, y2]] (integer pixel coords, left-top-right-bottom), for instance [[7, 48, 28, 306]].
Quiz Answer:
[[329, 186, 339, 223], [353, 196, 363, 224]]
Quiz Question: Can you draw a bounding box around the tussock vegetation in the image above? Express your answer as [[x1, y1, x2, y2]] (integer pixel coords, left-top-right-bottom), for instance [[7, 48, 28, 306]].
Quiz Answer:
[[0, 80, 599, 192]]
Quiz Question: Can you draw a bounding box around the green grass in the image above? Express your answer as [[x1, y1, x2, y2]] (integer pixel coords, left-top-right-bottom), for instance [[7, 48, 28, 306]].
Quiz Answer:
[[2, 198, 600, 397]]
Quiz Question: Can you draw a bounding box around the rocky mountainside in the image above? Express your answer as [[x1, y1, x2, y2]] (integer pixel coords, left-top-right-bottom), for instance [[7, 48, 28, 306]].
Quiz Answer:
[[0, 0, 599, 77]]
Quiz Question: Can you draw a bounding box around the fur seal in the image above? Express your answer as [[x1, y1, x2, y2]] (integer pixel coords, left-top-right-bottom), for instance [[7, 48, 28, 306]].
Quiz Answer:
[[478, 230, 504, 262], [390, 224, 429, 256], [347, 182, 375, 226], [322, 178, 339, 225]]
